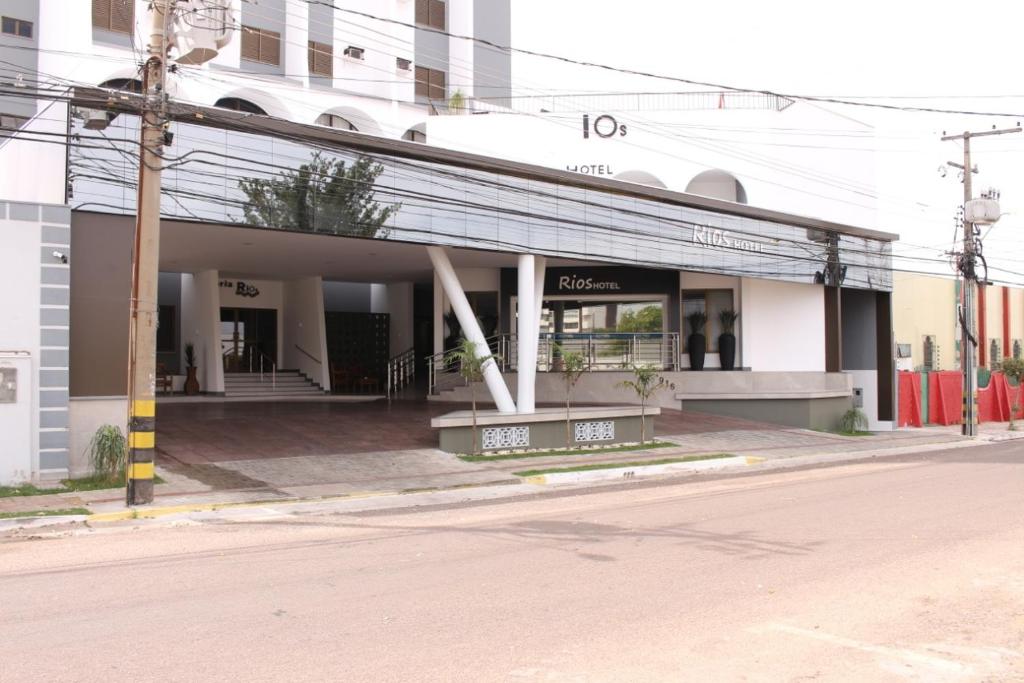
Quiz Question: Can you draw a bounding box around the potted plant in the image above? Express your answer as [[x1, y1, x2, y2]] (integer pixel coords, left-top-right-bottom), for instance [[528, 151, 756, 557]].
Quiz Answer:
[[686, 311, 708, 371], [444, 337, 498, 454], [718, 309, 739, 371], [617, 364, 670, 444], [556, 343, 587, 447], [184, 342, 200, 395]]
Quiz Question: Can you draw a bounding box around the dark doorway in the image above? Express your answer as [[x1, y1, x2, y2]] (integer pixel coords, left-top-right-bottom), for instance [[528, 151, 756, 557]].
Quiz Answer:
[[413, 282, 434, 372], [220, 307, 278, 371]]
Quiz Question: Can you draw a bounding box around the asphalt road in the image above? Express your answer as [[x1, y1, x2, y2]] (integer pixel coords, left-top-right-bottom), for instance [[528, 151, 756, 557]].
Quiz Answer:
[[2, 443, 1023, 682]]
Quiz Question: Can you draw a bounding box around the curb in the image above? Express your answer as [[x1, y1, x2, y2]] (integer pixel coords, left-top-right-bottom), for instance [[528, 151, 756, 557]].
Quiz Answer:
[[522, 455, 759, 485]]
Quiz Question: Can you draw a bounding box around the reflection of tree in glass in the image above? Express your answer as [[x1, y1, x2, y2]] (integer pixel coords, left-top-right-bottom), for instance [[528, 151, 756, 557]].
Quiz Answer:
[[617, 305, 662, 333], [239, 152, 397, 237]]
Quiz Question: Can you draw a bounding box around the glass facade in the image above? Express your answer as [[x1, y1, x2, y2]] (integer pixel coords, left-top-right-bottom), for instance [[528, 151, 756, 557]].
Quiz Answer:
[[69, 113, 893, 291]]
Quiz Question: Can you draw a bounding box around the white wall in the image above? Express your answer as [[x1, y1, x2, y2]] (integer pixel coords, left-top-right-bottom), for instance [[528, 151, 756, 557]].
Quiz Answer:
[[0, 104, 68, 205], [283, 276, 330, 389], [68, 397, 127, 477], [740, 278, 825, 371], [845, 369, 890, 431], [386, 283, 414, 356], [0, 216, 41, 484], [181, 270, 224, 393]]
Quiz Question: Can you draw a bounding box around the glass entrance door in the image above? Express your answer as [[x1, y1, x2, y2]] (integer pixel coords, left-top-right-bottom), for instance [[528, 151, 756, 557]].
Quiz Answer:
[[220, 308, 277, 372]]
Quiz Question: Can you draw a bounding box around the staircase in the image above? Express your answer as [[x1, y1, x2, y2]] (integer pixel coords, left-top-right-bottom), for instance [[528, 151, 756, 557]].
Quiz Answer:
[[223, 371, 325, 398]]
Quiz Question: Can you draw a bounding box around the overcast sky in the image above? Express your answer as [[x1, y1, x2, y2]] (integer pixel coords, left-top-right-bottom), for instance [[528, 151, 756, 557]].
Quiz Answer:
[[509, 0, 1024, 283]]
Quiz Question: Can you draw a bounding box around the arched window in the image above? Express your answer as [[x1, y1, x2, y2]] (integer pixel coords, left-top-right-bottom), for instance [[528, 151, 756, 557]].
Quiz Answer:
[[214, 97, 267, 115], [315, 113, 358, 131], [402, 125, 426, 143], [685, 170, 748, 204], [613, 170, 667, 189]]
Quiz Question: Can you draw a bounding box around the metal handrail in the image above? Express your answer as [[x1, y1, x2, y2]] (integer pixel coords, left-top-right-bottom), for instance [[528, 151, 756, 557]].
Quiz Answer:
[[294, 344, 322, 365], [385, 347, 417, 399], [425, 332, 680, 395]]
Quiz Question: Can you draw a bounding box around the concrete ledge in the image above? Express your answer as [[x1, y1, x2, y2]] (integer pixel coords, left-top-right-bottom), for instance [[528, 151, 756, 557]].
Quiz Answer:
[[524, 455, 753, 486], [433, 405, 661, 453], [675, 390, 851, 400], [431, 405, 660, 428]]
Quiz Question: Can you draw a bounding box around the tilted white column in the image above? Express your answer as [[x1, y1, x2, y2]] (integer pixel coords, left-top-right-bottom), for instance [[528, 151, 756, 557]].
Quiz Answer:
[[517, 255, 539, 414], [427, 247, 516, 414]]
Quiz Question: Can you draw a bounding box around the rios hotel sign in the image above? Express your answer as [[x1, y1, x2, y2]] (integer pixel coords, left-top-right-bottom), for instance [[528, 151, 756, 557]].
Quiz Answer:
[[502, 266, 678, 297], [692, 225, 765, 254]]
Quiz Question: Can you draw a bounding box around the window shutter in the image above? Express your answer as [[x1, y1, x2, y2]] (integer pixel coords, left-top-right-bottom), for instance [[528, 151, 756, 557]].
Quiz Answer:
[[110, 0, 133, 34], [415, 66, 429, 98], [428, 68, 446, 101], [415, 0, 429, 25], [261, 29, 281, 65], [308, 41, 315, 73], [92, 0, 112, 29], [428, 0, 445, 30], [309, 41, 332, 77], [240, 26, 260, 62]]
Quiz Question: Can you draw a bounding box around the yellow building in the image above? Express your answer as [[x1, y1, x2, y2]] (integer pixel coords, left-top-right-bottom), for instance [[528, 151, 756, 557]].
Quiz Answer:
[[893, 273, 1024, 372]]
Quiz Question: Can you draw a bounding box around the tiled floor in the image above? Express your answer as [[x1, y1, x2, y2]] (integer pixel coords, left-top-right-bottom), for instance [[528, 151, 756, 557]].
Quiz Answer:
[[155, 398, 784, 466]]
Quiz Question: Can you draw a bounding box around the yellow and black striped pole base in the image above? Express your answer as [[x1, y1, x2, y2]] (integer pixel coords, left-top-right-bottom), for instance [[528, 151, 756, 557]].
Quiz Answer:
[[127, 399, 156, 505]]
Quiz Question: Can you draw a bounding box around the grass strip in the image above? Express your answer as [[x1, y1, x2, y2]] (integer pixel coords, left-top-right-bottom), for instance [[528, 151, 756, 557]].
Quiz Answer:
[[0, 475, 165, 498], [459, 441, 677, 462], [514, 453, 735, 477], [0, 507, 91, 520]]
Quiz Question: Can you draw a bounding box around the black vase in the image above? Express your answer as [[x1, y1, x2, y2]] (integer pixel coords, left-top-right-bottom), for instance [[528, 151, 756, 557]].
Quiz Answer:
[[719, 333, 736, 371], [688, 334, 706, 371]]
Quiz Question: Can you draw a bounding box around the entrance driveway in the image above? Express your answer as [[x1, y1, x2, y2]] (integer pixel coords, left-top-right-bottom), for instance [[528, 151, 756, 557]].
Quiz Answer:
[[153, 398, 788, 496]]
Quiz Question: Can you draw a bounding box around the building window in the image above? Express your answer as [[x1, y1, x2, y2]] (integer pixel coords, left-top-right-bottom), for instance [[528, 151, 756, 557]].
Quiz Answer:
[[1014, 339, 1022, 360], [922, 334, 937, 372], [1, 16, 33, 39], [682, 289, 733, 352], [92, 0, 134, 34], [415, 0, 446, 30], [315, 113, 357, 131], [308, 41, 333, 77], [0, 113, 29, 131], [896, 343, 912, 359], [990, 339, 1001, 370], [157, 305, 176, 353], [402, 128, 426, 143], [240, 25, 281, 65], [214, 97, 267, 115], [415, 66, 446, 101]]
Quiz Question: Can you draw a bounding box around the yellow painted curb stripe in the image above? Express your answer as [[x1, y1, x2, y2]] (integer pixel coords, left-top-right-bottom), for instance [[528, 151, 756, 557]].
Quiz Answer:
[[745, 456, 766, 464], [87, 490, 402, 523], [128, 462, 154, 479], [128, 431, 155, 449], [132, 400, 156, 417], [523, 475, 547, 485]]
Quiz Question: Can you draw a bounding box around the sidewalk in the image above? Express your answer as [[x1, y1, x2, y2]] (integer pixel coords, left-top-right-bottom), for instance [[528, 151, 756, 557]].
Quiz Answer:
[[4, 420, 1020, 526]]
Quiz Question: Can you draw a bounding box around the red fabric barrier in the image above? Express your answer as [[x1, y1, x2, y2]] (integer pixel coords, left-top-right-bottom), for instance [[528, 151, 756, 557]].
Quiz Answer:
[[897, 371, 922, 427], [928, 371, 963, 426], [978, 373, 1023, 423]]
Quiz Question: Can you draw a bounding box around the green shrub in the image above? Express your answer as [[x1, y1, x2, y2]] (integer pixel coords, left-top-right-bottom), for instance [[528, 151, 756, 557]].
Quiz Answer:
[[88, 424, 127, 477], [839, 408, 869, 434]]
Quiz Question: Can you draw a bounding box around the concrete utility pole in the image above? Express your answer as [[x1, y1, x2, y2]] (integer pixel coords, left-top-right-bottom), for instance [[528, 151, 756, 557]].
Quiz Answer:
[[126, 0, 171, 505], [942, 126, 1021, 436]]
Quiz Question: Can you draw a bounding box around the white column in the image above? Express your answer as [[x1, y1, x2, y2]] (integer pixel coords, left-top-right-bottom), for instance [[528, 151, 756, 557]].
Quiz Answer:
[[190, 269, 224, 394], [427, 247, 516, 413], [533, 255, 547, 348], [517, 255, 537, 413]]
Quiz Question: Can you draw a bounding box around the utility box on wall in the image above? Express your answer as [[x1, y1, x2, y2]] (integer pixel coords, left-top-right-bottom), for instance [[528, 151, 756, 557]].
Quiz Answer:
[[852, 387, 864, 408], [0, 353, 33, 484]]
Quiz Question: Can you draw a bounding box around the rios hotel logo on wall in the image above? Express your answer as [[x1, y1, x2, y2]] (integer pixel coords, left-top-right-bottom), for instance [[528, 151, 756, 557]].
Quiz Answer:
[[220, 280, 260, 298], [582, 114, 627, 139], [692, 225, 765, 254], [557, 274, 622, 292]]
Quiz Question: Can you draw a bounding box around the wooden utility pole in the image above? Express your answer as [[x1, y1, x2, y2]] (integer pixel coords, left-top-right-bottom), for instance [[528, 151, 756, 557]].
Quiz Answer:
[[942, 126, 1021, 436], [126, 0, 171, 505]]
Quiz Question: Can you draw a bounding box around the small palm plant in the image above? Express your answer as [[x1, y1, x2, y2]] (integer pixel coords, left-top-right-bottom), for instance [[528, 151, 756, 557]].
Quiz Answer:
[[88, 424, 127, 478], [556, 343, 587, 447], [839, 408, 869, 434], [1001, 356, 1024, 430], [617, 364, 670, 444], [444, 337, 497, 454]]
